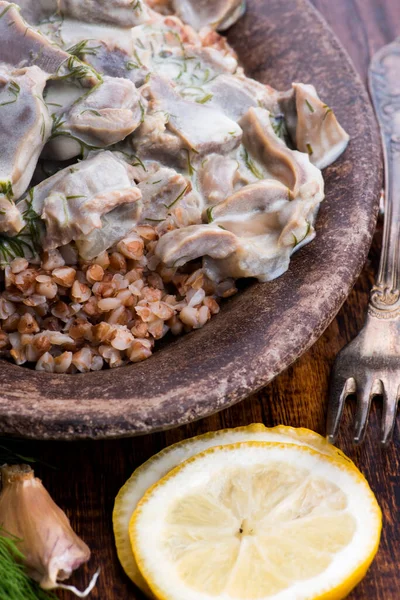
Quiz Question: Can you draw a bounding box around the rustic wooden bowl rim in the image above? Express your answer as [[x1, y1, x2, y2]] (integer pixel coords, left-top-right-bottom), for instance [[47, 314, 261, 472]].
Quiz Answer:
[[0, 0, 381, 439]]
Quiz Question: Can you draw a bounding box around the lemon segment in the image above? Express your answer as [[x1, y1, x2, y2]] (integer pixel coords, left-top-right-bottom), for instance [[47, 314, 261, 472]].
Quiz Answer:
[[131, 442, 381, 600], [113, 424, 354, 593]]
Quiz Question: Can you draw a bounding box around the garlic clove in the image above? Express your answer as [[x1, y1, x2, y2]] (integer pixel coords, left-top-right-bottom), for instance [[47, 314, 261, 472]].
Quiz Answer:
[[0, 464, 91, 590]]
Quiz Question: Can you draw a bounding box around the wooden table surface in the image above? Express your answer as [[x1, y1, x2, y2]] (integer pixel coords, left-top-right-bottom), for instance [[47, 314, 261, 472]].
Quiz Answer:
[[3, 1, 400, 599]]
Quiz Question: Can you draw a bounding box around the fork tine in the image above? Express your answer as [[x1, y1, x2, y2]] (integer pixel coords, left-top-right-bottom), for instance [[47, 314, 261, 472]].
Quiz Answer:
[[327, 376, 356, 444], [353, 378, 381, 444], [381, 381, 399, 446]]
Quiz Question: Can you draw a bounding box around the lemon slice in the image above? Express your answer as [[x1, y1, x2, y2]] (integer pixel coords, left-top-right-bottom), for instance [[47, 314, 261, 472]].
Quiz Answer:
[[113, 424, 355, 595], [131, 442, 381, 600]]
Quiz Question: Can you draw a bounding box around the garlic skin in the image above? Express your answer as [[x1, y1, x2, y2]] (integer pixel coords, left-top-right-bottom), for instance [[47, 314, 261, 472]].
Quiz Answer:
[[0, 464, 90, 590]]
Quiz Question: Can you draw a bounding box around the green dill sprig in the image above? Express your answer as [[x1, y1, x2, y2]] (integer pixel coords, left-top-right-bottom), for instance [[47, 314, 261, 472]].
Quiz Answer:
[[322, 104, 333, 121], [139, 101, 145, 123], [126, 50, 143, 71], [185, 149, 197, 177], [56, 55, 102, 85], [40, 115, 46, 142], [0, 233, 33, 264], [292, 221, 311, 248], [0, 530, 58, 600], [270, 115, 286, 139], [67, 39, 101, 60], [0, 181, 14, 202], [50, 113, 66, 138], [306, 143, 313, 156], [0, 189, 42, 265], [243, 149, 263, 180], [79, 108, 101, 117], [0, 3, 13, 19], [163, 184, 190, 210], [0, 80, 20, 108], [305, 99, 314, 113], [131, 0, 142, 12], [196, 93, 213, 104], [22, 189, 42, 253], [206, 206, 214, 223]]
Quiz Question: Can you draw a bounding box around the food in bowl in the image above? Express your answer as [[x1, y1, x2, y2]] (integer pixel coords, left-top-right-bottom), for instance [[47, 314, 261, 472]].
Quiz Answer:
[[0, 0, 349, 373]]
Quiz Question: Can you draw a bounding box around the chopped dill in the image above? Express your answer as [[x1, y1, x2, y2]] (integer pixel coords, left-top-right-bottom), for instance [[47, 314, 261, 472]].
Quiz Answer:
[[218, 225, 227, 231], [131, 0, 142, 11], [322, 104, 333, 121], [67, 39, 101, 59], [40, 115, 46, 141], [185, 149, 196, 176], [243, 149, 263, 179], [164, 184, 190, 210], [270, 115, 285, 139], [206, 206, 214, 223], [306, 143, 313, 156], [196, 93, 213, 104], [139, 100, 145, 123], [126, 59, 140, 70], [131, 154, 147, 171], [305, 99, 315, 113], [292, 221, 311, 248], [0, 3, 13, 19], [0, 232, 34, 264], [152, 180, 162, 184], [80, 108, 102, 117], [56, 55, 102, 84], [50, 113, 66, 138], [21, 188, 42, 253], [0, 80, 20, 108], [66, 195, 86, 200], [0, 181, 14, 202]]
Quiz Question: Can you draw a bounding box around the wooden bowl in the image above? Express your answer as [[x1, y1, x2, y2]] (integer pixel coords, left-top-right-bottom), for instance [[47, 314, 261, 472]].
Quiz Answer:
[[0, 0, 381, 439]]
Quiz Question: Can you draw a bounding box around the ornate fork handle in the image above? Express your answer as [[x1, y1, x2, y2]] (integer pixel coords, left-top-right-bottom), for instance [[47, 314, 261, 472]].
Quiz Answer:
[[369, 37, 400, 319]]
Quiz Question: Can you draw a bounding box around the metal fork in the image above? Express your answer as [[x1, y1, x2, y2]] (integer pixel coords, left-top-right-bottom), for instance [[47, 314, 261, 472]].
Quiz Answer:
[[327, 38, 400, 446]]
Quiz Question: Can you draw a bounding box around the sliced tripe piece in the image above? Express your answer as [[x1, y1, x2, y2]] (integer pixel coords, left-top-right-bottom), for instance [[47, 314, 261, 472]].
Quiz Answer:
[[292, 82, 350, 169], [149, 76, 242, 156], [203, 177, 319, 282], [171, 0, 245, 31], [76, 201, 142, 260], [16, 151, 141, 250], [0, 1, 100, 85], [198, 154, 239, 206], [9, 0, 56, 24], [139, 168, 191, 223], [0, 65, 52, 209], [150, 45, 237, 92], [240, 107, 325, 210], [155, 224, 239, 268], [210, 180, 290, 236], [58, 0, 160, 27], [208, 74, 278, 121], [240, 107, 312, 196], [41, 18, 150, 86], [204, 232, 292, 282], [44, 77, 146, 161]]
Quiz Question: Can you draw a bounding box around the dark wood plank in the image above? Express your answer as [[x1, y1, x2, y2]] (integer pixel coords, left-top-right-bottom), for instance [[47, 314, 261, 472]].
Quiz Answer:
[[2, 1, 399, 599]]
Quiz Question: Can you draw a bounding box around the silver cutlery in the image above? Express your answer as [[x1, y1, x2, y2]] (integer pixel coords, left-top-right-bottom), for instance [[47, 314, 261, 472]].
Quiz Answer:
[[327, 37, 400, 446]]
